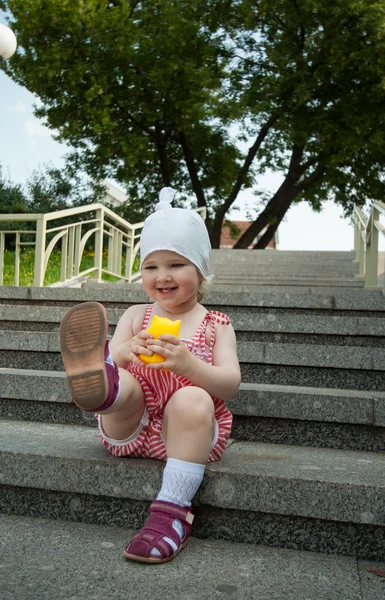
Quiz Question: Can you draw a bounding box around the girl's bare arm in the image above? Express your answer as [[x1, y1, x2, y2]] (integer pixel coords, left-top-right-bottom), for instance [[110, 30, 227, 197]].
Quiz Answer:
[[183, 323, 241, 401]]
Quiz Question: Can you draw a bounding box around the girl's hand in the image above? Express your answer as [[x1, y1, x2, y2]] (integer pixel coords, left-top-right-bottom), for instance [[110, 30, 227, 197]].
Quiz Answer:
[[145, 334, 196, 376], [113, 330, 154, 367]]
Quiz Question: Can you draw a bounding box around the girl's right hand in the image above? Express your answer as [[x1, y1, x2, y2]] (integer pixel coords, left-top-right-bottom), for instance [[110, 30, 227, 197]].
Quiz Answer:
[[113, 330, 154, 367]]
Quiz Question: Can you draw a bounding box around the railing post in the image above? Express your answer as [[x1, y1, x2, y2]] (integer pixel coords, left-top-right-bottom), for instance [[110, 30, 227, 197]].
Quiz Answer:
[[125, 229, 134, 282], [365, 207, 379, 288], [112, 229, 118, 274], [60, 231, 68, 282], [107, 226, 114, 273], [15, 232, 20, 286], [34, 215, 47, 286], [94, 208, 103, 282], [0, 233, 4, 285], [67, 226, 75, 280], [354, 215, 359, 257], [114, 230, 123, 276], [74, 224, 81, 276], [357, 232, 365, 277]]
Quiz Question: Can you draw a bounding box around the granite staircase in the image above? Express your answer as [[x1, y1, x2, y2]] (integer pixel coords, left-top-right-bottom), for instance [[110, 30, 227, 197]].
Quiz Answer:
[[1, 250, 385, 598]]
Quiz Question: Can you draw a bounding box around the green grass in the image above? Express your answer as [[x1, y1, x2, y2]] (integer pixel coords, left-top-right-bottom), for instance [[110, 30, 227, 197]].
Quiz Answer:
[[1, 248, 140, 286]]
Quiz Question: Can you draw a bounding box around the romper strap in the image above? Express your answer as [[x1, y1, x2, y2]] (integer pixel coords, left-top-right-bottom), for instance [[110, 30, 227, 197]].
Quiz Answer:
[[208, 310, 231, 327], [142, 304, 154, 330], [208, 311, 230, 351], [197, 311, 231, 358]]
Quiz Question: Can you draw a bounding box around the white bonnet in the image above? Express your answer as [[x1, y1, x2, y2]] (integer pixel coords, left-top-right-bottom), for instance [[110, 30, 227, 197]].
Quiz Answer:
[[140, 187, 211, 278]]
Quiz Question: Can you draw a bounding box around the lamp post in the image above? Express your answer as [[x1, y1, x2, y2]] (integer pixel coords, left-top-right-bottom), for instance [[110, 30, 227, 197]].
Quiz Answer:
[[0, 23, 17, 61]]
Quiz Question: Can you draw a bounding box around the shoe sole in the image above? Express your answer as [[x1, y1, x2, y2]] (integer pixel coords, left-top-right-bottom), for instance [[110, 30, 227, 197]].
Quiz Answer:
[[59, 302, 108, 411], [123, 540, 189, 564]]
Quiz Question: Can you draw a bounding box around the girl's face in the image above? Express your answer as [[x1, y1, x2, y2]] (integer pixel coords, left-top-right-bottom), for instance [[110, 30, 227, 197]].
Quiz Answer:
[[141, 250, 202, 313]]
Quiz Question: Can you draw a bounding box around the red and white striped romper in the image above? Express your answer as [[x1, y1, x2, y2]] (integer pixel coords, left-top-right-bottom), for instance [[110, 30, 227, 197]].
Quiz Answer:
[[99, 304, 233, 462]]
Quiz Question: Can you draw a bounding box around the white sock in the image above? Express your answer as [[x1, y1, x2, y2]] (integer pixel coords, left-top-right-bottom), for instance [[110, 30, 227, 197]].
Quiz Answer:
[[103, 349, 121, 405], [150, 458, 205, 557], [105, 350, 114, 366]]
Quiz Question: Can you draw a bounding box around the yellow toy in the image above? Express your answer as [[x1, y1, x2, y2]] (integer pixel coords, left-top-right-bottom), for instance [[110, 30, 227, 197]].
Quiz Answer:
[[139, 315, 181, 364]]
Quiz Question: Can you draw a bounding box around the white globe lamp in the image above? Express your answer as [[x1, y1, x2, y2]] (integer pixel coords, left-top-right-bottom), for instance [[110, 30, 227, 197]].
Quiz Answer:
[[0, 23, 17, 61]]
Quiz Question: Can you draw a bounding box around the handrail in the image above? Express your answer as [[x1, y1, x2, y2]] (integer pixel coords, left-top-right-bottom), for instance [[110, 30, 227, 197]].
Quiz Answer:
[[0, 203, 207, 287], [353, 200, 385, 289]]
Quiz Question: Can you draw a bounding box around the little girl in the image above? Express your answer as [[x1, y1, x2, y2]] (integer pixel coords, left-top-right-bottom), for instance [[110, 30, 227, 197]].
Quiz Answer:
[[60, 187, 241, 564]]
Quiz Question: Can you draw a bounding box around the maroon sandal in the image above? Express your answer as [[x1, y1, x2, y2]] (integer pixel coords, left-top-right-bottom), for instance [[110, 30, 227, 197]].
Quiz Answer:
[[59, 302, 119, 412], [123, 500, 194, 564]]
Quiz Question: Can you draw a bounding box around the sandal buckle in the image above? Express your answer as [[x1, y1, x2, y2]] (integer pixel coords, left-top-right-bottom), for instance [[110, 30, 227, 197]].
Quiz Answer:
[[186, 511, 194, 525]]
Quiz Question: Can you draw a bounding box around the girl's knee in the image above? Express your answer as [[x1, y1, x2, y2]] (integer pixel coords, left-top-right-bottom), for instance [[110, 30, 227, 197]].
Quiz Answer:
[[166, 387, 214, 426]]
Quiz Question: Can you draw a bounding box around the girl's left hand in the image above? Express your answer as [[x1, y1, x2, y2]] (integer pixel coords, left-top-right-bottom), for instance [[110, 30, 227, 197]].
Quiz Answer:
[[145, 334, 196, 376]]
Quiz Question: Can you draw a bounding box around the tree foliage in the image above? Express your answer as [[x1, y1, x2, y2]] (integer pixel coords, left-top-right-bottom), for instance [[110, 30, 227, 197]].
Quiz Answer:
[[223, 0, 385, 247], [2, 0, 385, 247], [0, 162, 104, 248], [0, 166, 28, 214]]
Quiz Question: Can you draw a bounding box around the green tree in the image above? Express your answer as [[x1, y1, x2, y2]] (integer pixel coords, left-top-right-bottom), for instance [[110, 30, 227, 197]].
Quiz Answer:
[[0, 165, 28, 214], [0, 161, 105, 249], [223, 0, 385, 248], [25, 163, 104, 213], [2, 0, 385, 248], [0, 165, 30, 249]]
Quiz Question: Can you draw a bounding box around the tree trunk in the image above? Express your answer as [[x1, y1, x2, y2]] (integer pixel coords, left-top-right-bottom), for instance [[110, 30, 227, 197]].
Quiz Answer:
[[238, 160, 326, 250], [233, 186, 294, 248], [156, 142, 171, 187], [155, 124, 171, 187], [233, 145, 307, 249], [210, 110, 283, 248], [253, 201, 292, 249], [179, 131, 207, 209]]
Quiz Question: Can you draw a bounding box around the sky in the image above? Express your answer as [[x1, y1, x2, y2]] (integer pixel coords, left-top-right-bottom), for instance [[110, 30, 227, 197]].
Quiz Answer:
[[0, 62, 357, 252]]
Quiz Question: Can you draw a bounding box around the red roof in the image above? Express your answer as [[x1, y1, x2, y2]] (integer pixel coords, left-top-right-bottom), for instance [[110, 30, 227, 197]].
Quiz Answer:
[[220, 221, 276, 249]]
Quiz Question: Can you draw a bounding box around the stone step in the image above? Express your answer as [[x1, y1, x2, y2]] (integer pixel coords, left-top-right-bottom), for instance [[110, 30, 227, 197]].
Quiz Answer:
[[211, 279, 363, 287], [212, 278, 363, 286], [210, 262, 359, 268], [209, 263, 360, 271], [120, 278, 365, 290], [211, 248, 355, 260], [1, 331, 384, 383], [1, 420, 384, 560], [1, 371, 385, 451], [1, 330, 383, 370], [1, 345, 383, 391], [210, 254, 358, 262], [209, 260, 359, 268], [232, 384, 385, 452], [209, 284, 368, 294], [1, 285, 385, 311], [85, 281, 372, 295], [211, 262, 360, 268], [212, 280, 363, 287], [3, 514, 379, 600], [209, 250, 357, 262], [208, 262, 358, 279], [2, 306, 385, 347], [2, 371, 384, 427]]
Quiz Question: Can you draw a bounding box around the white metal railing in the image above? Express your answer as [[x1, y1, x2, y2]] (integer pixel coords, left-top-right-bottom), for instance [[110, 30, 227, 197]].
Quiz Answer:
[[0, 204, 207, 287], [354, 201, 385, 289]]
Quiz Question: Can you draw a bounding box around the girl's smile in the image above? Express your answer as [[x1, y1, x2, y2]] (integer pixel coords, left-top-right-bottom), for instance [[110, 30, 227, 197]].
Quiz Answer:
[[141, 250, 202, 313], [157, 287, 177, 296]]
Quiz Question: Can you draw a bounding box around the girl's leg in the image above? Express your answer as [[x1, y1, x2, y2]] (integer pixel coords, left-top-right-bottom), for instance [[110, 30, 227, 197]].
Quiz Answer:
[[154, 386, 214, 510], [161, 386, 215, 464], [97, 368, 145, 441], [124, 387, 215, 563], [60, 302, 145, 441]]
